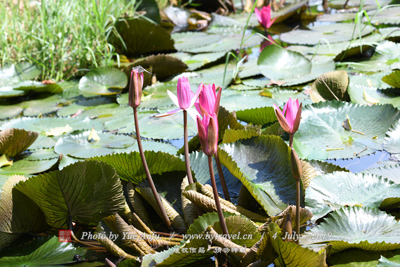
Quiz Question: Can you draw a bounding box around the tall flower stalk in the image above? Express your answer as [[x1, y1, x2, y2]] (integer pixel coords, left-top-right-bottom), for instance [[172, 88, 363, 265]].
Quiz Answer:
[[129, 67, 172, 230], [195, 84, 230, 201], [154, 77, 201, 185], [197, 113, 229, 236], [274, 98, 302, 243]]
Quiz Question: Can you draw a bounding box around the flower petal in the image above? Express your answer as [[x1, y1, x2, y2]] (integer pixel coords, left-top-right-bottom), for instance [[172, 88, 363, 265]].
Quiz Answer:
[[167, 90, 180, 108], [187, 107, 201, 121], [274, 107, 291, 134], [153, 108, 182, 118]]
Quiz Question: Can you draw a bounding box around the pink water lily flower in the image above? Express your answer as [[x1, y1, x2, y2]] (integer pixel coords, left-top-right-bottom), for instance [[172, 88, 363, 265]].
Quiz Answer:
[[255, 5, 276, 29], [273, 98, 302, 135], [197, 113, 219, 156], [155, 76, 201, 120], [195, 83, 222, 116]]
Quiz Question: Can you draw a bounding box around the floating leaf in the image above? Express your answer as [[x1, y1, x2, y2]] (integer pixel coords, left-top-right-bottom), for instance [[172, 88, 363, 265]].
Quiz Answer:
[[382, 70, 400, 88], [384, 119, 400, 160], [305, 172, 400, 221], [129, 54, 187, 80], [54, 131, 135, 159], [0, 129, 38, 157], [15, 161, 126, 229], [172, 32, 221, 52], [235, 106, 277, 126], [266, 223, 327, 267], [281, 23, 374, 45], [111, 18, 175, 57], [311, 70, 350, 102], [301, 207, 400, 253], [370, 7, 400, 25], [293, 101, 400, 159], [171, 51, 226, 71], [363, 164, 400, 184], [0, 236, 87, 266], [0, 158, 58, 176], [79, 67, 128, 95], [219, 136, 298, 216], [258, 45, 312, 81], [0, 175, 47, 250], [91, 151, 186, 185]]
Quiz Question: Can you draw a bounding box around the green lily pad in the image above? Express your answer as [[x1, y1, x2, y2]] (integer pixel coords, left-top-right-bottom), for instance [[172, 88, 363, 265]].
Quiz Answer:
[[111, 18, 175, 57], [139, 111, 198, 139], [54, 131, 136, 159], [378, 255, 400, 266], [15, 161, 125, 229], [238, 58, 261, 79], [258, 45, 312, 81], [0, 158, 58, 176], [0, 175, 47, 250], [370, 7, 400, 25], [235, 106, 277, 126], [293, 101, 400, 159], [185, 33, 263, 53], [0, 236, 87, 266], [348, 84, 400, 108], [281, 23, 374, 45], [305, 172, 400, 221], [316, 13, 357, 22], [0, 104, 24, 119], [171, 51, 227, 71], [20, 95, 66, 116], [382, 70, 400, 88], [0, 128, 38, 157], [345, 41, 400, 72], [128, 54, 187, 80], [328, 248, 400, 267], [14, 81, 63, 94], [363, 164, 400, 184], [220, 88, 312, 112], [20, 148, 59, 161], [329, 0, 391, 8], [0, 63, 41, 98], [350, 72, 392, 90], [282, 55, 336, 86], [266, 223, 327, 267], [311, 70, 350, 102], [219, 136, 298, 216], [384, 119, 400, 160], [301, 207, 400, 253], [172, 32, 222, 52], [57, 97, 115, 117], [79, 67, 127, 95], [185, 62, 235, 89], [91, 151, 186, 185]]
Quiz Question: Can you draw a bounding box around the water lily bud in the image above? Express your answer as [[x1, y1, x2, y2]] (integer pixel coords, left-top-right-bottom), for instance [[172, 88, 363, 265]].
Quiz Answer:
[[273, 99, 302, 135], [129, 68, 144, 109], [291, 148, 302, 181], [177, 77, 193, 110], [197, 113, 219, 156]]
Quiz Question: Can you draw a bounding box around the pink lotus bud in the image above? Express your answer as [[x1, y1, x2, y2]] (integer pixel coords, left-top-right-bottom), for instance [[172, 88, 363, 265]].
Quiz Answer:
[[254, 5, 276, 29], [197, 113, 219, 156], [177, 77, 194, 110], [195, 83, 222, 116], [273, 99, 302, 135], [128, 68, 144, 109]]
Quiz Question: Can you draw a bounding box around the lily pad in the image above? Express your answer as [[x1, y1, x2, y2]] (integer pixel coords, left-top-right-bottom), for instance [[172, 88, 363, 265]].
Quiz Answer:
[[0, 236, 87, 266], [0, 63, 41, 98], [79, 67, 128, 95], [382, 70, 400, 88], [0, 129, 38, 157], [235, 106, 277, 126], [91, 151, 186, 185], [128, 54, 187, 80], [111, 18, 175, 57], [172, 32, 222, 52], [311, 70, 350, 102], [258, 45, 312, 81], [370, 7, 400, 25], [0, 158, 58, 176], [57, 97, 115, 117], [219, 136, 299, 216], [301, 207, 400, 253], [293, 101, 400, 159], [54, 131, 136, 159], [171, 51, 226, 71], [15, 161, 126, 229], [384, 119, 400, 160], [363, 164, 400, 184], [305, 172, 400, 221], [345, 41, 400, 72], [348, 84, 400, 108]]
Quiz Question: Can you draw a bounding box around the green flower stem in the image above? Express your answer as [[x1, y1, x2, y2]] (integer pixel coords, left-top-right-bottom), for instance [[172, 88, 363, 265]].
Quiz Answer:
[[215, 151, 231, 201], [183, 110, 194, 184], [290, 133, 300, 244], [134, 108, 172, 230], [296, 179, 300, 244], [208, 155, 229, 237]]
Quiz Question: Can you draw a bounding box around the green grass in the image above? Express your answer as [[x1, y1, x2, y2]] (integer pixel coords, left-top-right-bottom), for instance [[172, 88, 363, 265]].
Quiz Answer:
[[0, 0, 136, 81]]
